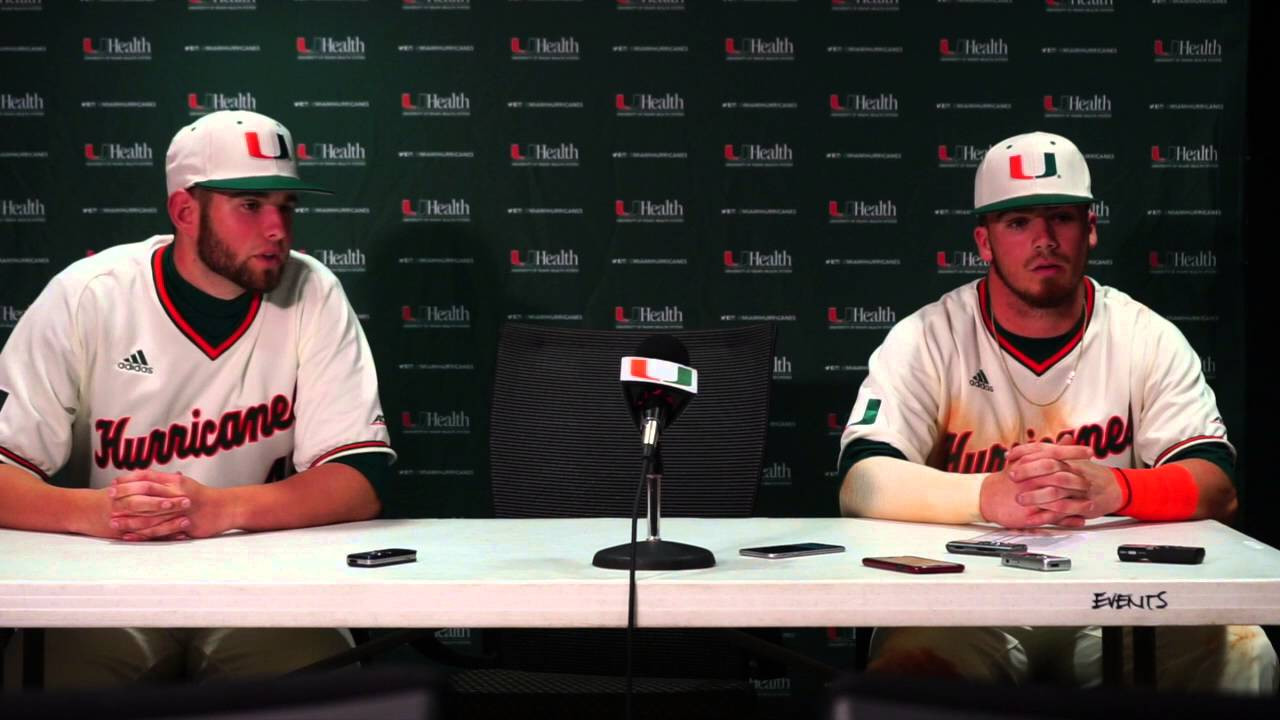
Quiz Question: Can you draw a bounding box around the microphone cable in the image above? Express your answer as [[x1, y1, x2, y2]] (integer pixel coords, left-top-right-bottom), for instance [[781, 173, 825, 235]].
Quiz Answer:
[[625, 454, 650, 720]]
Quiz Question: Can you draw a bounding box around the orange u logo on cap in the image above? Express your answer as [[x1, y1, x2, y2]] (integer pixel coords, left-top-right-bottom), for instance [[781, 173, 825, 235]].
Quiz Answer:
[[244, 132, 290, 160], [1008, 153, 1057, 180]]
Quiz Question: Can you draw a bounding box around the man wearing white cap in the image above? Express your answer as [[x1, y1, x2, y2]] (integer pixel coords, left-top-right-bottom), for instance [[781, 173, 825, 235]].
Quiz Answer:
[[0, 111, 394, 686], [836, 131, 1276, 691]]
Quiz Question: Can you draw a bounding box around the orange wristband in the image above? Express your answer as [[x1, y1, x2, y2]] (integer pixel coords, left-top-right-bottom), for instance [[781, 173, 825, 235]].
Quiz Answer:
[[1111, 465, 1199, 521]]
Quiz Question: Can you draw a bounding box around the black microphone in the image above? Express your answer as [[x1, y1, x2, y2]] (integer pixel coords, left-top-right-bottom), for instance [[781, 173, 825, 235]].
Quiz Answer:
[[619, 335, 698, 457], [594, 335, 713, 573]]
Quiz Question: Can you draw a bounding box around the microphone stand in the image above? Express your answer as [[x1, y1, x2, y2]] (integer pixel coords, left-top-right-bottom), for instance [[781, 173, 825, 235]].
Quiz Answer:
[[592, 410, 716, 570]]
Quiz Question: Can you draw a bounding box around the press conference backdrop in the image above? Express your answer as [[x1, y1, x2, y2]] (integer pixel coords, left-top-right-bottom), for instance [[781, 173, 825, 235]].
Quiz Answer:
[[0, 0, 1249, 697], [0, 0, 1248, 517]]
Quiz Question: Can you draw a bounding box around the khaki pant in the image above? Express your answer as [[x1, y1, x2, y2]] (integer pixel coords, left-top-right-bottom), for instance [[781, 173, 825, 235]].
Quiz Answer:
[[870, 625, 1277, 694], [3, 628, 353, 689]]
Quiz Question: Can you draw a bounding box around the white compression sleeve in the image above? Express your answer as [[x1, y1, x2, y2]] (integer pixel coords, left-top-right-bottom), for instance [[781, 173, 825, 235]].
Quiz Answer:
[[839, 455, 986, 525]]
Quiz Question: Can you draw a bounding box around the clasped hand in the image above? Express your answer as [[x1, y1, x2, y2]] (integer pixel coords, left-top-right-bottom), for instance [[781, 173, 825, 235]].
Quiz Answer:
[[104, 470, 227, 541], [979, 442, 1123, 529]]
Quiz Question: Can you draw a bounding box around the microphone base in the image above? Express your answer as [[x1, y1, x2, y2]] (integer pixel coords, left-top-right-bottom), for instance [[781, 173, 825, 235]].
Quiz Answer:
[[592, 539, 716, 571]]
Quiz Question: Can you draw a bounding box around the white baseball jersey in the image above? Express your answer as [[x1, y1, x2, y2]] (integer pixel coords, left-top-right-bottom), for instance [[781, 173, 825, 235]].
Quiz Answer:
[[0, 235, 394, 488], [839, 278, 1230, 474]]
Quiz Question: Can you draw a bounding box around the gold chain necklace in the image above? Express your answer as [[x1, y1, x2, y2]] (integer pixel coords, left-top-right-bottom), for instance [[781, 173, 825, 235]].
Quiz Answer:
[[991, 301, 1088, 409]]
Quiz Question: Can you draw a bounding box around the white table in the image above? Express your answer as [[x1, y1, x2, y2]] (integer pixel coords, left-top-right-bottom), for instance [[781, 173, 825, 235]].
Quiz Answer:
[[2, 517, 1277, 629]]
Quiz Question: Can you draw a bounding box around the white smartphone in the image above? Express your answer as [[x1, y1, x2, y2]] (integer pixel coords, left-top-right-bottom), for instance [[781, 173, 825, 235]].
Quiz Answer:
[[740, 542, 845, 559]]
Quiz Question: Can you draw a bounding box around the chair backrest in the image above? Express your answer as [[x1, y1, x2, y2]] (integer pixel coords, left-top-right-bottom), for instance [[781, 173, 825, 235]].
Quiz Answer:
[[489, 323, 776, 519]]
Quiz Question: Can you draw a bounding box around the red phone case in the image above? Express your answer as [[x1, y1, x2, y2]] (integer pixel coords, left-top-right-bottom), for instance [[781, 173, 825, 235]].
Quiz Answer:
[[863, 556, 965, 574]]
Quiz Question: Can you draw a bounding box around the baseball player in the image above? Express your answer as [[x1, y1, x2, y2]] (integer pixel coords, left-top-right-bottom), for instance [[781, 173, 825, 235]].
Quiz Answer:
[[836, 131, 1275, 692], [0, 110, 394, 686]]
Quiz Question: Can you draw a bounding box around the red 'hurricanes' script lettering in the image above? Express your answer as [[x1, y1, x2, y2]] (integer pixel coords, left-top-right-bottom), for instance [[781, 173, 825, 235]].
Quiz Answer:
[[93, 395, 296, 470], [942, 413, 1134, 473]]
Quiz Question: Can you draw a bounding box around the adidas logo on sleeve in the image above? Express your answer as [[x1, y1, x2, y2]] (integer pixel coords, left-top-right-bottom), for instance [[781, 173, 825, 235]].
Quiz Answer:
[[117, 349, 154, 375]]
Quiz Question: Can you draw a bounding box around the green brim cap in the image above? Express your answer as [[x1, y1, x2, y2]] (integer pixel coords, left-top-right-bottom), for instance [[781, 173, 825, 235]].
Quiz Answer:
[[194, 175, 333, 195], [972, 193, 1094, 215]]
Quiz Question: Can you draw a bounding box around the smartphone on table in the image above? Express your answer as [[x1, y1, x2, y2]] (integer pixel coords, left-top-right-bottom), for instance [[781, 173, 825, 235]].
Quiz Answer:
[[1001, 552, 1071, 571], [740, 543, 845, 559], [945, 540, 1028, 556], [347, 548, 417, 567], [1117, 544, 1204, 564], [862, 556, 964, 574]]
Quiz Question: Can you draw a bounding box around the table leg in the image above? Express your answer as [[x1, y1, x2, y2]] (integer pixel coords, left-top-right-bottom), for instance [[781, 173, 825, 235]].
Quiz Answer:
[[1133, 627, 1156, 686], [0, 628, 11, 690], [854, 627, 871, 672], [1102, 626, 1124, 686], [22, 628, 43, 690]]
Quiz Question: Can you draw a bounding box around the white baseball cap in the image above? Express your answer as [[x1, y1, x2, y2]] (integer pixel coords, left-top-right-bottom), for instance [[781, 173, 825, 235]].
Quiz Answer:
[[164, 110, 331, 196], [973, 131, 1092, 214]]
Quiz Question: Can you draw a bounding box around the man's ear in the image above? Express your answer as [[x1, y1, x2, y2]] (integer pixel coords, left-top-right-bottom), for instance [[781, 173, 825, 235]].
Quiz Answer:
[[167, 189, 200, 239], [974, 222, 993, 263]]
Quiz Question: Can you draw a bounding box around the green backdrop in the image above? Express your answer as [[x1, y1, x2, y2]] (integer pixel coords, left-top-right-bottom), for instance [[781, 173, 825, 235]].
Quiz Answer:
[[0, 0, 1249, 704]]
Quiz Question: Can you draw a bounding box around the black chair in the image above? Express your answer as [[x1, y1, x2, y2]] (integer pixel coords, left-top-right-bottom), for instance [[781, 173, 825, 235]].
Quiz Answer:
[[0, 666, 444, 720], [449, 322, 780, 719], [488, 322, 774, 519], [825, 672, 1280, 720]]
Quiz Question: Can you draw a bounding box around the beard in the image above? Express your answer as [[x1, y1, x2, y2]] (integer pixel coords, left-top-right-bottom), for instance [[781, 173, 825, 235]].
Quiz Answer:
[[196, 205, 284, 293], [989, 247, 1086, 311]]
